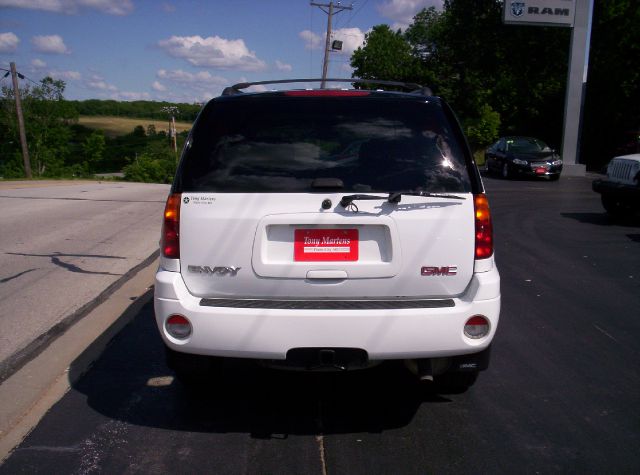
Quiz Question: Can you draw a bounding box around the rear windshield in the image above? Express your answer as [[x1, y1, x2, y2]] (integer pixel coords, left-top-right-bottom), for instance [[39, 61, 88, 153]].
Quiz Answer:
[[506, 137, 551, 153], [177, 97, 472, 193]]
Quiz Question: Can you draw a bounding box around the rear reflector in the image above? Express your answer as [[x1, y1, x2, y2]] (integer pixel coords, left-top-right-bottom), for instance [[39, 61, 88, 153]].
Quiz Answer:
[[166, 314, 192, 339], [161, 193, 181, 259], [284, 90, 370, 97], [464, 315, 490, 339], [474, 193, 493, 259]]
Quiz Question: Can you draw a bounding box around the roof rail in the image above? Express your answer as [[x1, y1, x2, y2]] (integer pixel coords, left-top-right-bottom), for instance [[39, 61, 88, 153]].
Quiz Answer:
[[221, 78, 432, 97]]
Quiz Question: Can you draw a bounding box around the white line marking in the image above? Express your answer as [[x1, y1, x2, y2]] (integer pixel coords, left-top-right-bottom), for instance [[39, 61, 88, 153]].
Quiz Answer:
[[593, 324, 619, 343]]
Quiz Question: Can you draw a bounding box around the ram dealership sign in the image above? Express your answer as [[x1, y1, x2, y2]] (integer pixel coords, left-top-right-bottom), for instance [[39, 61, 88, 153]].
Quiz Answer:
[[504, 0, 576, 27]]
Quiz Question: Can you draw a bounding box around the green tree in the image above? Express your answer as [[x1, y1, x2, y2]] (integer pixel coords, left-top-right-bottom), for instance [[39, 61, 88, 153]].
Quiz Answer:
[[351, 25, 425, 86], [0, 77, 78, 178], [122, 136, 178, 183], [465, 104, 501, 152], [82, 130, 106, 173], [405, 0, 569, 143], [582, 0, 640, 168], [350, 0, 639, 168]]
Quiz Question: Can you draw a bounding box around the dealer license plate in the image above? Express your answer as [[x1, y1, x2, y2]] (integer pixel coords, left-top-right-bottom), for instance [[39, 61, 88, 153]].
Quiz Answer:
[[294, 229, 358, 261]]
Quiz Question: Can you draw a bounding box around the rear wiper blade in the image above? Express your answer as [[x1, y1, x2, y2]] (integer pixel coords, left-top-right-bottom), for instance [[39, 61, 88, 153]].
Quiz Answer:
[[339, 194, 388, 208], [387, 191, 466, 203], [339, 192, 466, 210]]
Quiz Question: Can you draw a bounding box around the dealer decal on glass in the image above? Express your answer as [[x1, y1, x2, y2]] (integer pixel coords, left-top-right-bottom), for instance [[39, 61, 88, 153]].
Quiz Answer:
[[294, 229, 359, 261]]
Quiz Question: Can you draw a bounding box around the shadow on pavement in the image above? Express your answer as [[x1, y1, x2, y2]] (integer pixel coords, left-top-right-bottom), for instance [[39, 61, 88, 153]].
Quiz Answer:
[[561, 212, 640, 228], [68, 300, 451, 439]]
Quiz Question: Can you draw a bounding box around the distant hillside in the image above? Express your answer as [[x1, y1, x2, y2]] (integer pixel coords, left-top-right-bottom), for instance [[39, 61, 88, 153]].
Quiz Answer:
[[69, 99, 203, 122], [78, 116, 192, 138]]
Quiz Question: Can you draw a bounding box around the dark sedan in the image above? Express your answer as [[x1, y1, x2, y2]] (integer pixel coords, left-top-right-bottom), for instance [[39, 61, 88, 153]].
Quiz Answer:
[[485, 136, 563, 180]]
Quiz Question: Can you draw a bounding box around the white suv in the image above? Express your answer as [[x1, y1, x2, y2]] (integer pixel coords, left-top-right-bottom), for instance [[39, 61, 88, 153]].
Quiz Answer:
[[593, 153, 640, 218], [154, 79, 501, 391]]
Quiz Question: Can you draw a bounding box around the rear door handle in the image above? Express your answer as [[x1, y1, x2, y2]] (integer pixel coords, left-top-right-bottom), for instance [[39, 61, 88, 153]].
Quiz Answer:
[[306, 270, 348, 279]]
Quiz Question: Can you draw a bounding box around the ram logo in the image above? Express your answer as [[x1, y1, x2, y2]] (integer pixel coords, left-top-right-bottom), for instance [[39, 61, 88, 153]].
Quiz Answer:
[[188, 265, 241, 276], [421, 266, 458, 276], [510, 2, 525, 17]]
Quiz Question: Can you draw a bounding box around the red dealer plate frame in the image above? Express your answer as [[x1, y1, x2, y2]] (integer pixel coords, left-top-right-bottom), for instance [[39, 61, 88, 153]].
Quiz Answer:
[[294, 229, 359, 262]]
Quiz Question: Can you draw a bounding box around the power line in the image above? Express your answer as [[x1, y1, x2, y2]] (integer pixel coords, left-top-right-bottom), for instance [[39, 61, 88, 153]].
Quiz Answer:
[[346, 0, 370, 26]]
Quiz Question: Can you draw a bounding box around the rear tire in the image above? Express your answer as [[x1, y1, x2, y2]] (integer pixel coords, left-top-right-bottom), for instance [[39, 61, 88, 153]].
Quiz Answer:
[[601, 194, 630, 219], [165, 346, 221, 386]]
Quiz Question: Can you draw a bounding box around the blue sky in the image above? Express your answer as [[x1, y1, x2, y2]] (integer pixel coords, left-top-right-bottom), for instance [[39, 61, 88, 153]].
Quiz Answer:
[[0, 0, 442, 103]]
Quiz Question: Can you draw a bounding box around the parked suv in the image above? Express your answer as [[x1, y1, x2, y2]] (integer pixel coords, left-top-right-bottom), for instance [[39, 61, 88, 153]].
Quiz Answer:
[[593, 153, 640, 218], [154, 79, 501, 391]]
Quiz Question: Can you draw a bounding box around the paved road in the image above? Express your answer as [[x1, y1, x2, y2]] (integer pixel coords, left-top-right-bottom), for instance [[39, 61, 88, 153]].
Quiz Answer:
[[0, 181, 169, 378], [2, 176, 639, 474]]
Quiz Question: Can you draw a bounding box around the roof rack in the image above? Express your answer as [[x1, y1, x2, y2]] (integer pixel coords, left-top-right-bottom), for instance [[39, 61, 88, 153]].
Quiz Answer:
[[221, 78, 433, 97]]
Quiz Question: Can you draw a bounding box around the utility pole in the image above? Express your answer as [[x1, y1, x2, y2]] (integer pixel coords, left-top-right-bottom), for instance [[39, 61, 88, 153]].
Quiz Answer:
[[161, 106, 179, 160], [310, 1, 353, 88], [10, 62, 32, 179], [171, 116, 177, 154]]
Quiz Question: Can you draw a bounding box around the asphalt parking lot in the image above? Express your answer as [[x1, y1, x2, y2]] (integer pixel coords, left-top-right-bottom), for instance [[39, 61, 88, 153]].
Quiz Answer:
[[2, 174, 639, 474]]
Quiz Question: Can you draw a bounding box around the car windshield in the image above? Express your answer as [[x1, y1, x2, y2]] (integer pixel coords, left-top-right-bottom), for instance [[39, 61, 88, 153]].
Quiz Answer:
[[178, 96, 472, 193], [506, 137, 550, 153]]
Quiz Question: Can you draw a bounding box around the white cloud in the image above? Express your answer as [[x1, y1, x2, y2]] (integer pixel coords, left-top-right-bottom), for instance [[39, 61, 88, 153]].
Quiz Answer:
[[31, 58, 47, 69], [158, 35, 267, 71], [376, 0, 443, 30], [340, 63, 354, 74], [157, 68, 227, 86], [154, 69, 229, 102], [275, 60, 292, 73], [31, 34, 69, 54], [49, 69, 81, 81], [299, 30, 323, 50], [151, 80, 166, 92], [160, 2, 175, 13], [152, 89, 212, 105], [299, 28, 365, 56], [0, 32, 19, 52], [247, 84, 268, 93], [86, 77, 117, 91], [331, 27, 366, 56], [0, 0, 133, 15]]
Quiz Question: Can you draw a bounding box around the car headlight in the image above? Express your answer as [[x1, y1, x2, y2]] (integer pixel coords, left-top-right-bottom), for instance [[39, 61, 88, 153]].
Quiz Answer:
[[512, 158, 528, 166], [552, 159, 563, 166]]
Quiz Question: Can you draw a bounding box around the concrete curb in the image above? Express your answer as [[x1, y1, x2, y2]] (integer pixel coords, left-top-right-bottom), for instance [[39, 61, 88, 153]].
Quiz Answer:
[[0, 257, 158, 463], [0, 251, 160, 384]]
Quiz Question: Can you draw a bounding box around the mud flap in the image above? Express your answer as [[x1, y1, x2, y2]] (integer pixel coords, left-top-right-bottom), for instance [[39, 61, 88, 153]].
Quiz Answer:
[[450, 345, 491, 372]]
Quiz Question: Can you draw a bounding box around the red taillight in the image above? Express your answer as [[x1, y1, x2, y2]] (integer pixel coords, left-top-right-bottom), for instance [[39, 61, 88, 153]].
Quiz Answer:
[[161, 193, 181, 259], [474, 193, 493, 259], [284, 90, 370, 97], [165, 314, 191, 339], [464, 315, 490, 339]]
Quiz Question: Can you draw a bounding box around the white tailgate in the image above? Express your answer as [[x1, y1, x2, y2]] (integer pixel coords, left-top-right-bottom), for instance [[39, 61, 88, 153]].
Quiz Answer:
[[179, 193, 475, 299]]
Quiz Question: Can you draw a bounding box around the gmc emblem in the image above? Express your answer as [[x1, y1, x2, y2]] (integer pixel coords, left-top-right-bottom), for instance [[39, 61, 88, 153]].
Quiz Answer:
[[421, 266, 458, 276]]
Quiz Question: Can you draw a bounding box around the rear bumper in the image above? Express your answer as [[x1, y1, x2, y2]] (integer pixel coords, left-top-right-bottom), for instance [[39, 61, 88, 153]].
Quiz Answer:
[[592, 179, 640, 200], [154, 268, 501, 361], [511, 163, 562, 178]]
